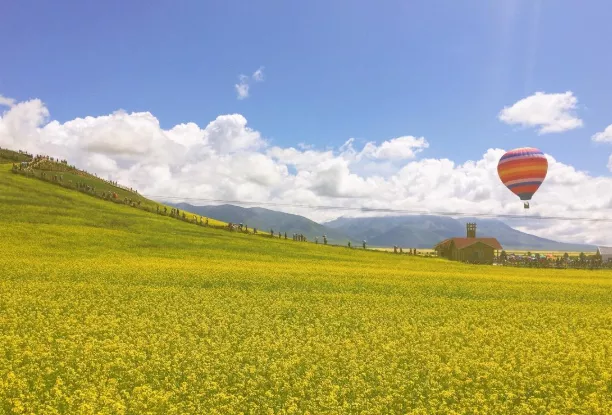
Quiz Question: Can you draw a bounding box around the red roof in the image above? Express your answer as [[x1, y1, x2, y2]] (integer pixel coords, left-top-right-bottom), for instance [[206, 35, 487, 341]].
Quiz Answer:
[[435, 237, 502, 250]]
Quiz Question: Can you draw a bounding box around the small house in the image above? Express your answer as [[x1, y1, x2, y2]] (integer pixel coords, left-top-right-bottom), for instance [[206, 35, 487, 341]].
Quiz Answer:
[[596, 246, 612, 262], [434, 223, 502, 264]]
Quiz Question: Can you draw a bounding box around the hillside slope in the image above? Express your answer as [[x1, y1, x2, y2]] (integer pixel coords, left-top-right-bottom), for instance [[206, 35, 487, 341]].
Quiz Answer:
[[0, 147, 33, 163], [4, 154, 230, 228], [1, 164, 611, 413]]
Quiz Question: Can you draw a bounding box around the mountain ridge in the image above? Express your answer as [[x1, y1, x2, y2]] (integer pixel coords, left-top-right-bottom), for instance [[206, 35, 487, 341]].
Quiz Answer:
[[325, 215, 595, 251], [168, 202, 357, 244], [166, 202, 596, 251]]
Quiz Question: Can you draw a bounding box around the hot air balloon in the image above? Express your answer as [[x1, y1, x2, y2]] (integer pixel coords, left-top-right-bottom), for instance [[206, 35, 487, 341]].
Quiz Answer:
[[497, 147, 548, 209]]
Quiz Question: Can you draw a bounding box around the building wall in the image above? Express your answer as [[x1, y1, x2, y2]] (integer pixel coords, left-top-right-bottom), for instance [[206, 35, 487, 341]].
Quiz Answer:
[[597, 248, 612, 262], [436, 245, 453, 260], [436, 241, 499, 263], [457, 243, 495, 263]]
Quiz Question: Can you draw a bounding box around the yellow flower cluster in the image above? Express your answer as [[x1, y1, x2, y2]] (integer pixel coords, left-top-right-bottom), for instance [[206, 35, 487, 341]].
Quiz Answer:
[[1, 165, 611, 414]]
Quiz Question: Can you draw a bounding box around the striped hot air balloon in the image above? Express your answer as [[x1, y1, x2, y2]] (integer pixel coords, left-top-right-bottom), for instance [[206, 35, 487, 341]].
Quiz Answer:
[[497, 147, 548, 209]]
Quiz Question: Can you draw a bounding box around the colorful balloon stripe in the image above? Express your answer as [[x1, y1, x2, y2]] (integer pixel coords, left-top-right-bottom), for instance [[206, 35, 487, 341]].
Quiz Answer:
[[497, 147, 548, 202], [507, 180, 543, 189]]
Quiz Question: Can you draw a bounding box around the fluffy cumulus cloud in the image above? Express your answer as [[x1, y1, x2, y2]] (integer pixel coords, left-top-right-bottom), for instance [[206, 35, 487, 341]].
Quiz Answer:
[[2, 94, 612, 245], [361, 136, 429, 160], [498, 91, 583, 134], [592, 124, 612, 143]]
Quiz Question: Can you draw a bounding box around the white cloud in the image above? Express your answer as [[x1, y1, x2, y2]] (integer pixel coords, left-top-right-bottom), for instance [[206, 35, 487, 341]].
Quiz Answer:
[[591, 124, 612, 172], [498, 91, 583, 134], [2, 94, 612, 246], [592, 124, 612, 143], [360, 136, 429, 160], [252, 66, 264, 82], [234, 67, 265, 100], [235, 75, 250, 100], [0, 95, 16, 107]]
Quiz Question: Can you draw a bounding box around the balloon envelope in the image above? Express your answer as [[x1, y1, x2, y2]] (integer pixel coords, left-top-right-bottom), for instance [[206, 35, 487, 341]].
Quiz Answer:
[[497, 147, 548, 201]]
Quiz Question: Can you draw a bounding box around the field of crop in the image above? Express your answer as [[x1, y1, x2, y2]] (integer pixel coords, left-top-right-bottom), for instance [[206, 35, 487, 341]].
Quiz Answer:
[[1, 164, 611, 414]]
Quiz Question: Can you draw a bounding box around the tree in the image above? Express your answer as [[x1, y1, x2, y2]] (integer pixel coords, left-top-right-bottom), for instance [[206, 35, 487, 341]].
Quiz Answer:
[[594, 250, 602, 262]]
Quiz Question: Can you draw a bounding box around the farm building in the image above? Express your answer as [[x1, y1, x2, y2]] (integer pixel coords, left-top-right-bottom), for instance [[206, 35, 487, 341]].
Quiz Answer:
[[596, 246, 612, 262], [434, 223, 503, 264]]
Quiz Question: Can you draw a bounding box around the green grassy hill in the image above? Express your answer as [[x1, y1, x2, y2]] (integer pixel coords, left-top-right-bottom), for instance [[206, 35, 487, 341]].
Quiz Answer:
[[3, 151, 331, 239], [3, 152, 231, 228], [1, 163, 611, 414], [0, 147, 33, 164]]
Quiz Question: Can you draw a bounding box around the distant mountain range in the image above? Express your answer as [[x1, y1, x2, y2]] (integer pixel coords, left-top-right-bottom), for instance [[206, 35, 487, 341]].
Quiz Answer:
[[170, 203, 356, 244], [169, 202, 596, 252], [324, 215, 595, 251]]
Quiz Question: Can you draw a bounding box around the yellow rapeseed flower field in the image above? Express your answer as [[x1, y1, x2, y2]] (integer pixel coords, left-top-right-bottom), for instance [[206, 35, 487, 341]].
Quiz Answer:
[[1, 165, 611, 414]]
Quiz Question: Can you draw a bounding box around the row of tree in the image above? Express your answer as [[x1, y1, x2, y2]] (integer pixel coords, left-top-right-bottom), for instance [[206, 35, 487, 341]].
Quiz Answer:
[[496, 250, 611, 269]]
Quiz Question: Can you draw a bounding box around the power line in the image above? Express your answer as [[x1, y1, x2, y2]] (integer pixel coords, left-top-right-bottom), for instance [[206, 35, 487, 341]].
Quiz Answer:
[[140, 194, 612, 223]]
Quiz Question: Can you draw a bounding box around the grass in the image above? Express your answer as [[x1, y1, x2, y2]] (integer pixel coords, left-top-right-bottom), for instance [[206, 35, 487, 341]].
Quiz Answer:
[[7, 159, 229, 228], [0, 148, 33, 164], [1, 164, 612, 414]]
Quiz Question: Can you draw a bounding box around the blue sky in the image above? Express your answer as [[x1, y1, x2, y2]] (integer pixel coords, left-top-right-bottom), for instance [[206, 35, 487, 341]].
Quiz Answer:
[[2, 0, 612, 175]]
